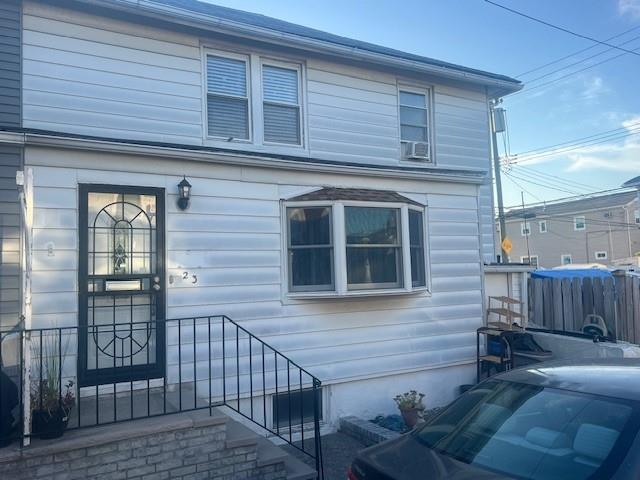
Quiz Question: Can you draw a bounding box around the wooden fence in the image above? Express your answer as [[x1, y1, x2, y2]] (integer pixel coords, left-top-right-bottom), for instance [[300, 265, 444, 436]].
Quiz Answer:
[[528, 273, 640, 343]]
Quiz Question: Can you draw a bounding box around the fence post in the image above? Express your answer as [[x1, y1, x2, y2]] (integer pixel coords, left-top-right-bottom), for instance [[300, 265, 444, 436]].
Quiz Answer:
[[561, 279, 573, 332], [571, 279, 584, 332], [603, 277, 616, 339], [552, 278, 563, 331], [613, 272, 628, 341]]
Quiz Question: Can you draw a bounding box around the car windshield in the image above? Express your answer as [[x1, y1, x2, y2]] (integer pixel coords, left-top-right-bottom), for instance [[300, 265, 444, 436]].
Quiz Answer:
[[416, 380, 638, 480]]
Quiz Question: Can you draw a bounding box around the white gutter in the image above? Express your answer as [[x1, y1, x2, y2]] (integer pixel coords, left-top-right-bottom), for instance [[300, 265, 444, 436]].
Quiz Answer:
[[77, 0, 522, 96], [15, 131, 487, 184]]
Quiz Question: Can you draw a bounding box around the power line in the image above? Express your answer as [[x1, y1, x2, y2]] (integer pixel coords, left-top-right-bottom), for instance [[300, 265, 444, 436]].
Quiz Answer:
[[508, 44, 640, 98], [522, 33, 640, 85], [502, 170, 545, 202], [516, 25, 640, 77], [508, 128, 640, 164], [506, 164, 601, 191], [504, 120, 640, 158], [497, 186, 635, 211], [484, 0, 640, 58], [503, 170, 585, 195]]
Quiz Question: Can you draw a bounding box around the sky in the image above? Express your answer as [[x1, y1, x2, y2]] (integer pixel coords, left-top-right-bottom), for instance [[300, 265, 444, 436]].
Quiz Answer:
[[199, 0, 640, 209]]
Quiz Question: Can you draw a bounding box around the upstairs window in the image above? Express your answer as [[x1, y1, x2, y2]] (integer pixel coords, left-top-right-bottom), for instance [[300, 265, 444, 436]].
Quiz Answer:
[[206, 54, 250, 140], [539, 220, 547, 233], [635, 209, 639, 224], [399, 90, 429, 143], [574, 216, 586, 231], [561, 254, 572, 265], [262, 64, 302, 145], [520, 222, 531, 236]]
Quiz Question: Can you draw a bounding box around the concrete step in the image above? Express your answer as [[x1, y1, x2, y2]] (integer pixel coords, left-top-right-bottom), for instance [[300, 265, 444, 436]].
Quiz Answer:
[[219, 410, 317, 480]]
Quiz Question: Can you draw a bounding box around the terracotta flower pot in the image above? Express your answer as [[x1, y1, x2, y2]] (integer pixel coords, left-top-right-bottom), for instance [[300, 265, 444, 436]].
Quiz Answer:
[[400, 407, 424, 429]]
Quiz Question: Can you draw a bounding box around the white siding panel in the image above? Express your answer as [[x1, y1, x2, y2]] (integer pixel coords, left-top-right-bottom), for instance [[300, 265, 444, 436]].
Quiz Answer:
[[22, 8, 203, 143]]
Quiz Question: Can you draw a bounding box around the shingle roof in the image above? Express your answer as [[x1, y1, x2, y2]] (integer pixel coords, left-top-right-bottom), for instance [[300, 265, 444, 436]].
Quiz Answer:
[[288, 187, 423, 206], [130, 0, 521, 87], [504, 191, 639, 220]]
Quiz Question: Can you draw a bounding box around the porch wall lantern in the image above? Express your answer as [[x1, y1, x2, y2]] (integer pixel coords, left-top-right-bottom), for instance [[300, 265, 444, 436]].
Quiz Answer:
[[177, 176, 192, 210]]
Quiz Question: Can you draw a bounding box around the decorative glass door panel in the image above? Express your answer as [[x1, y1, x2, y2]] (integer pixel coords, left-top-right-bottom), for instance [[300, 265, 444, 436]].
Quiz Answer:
[[79, 186, 165, 386]]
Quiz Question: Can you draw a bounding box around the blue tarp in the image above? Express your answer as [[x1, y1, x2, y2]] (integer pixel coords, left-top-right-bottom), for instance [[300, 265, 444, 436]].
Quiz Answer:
[[531, 269, 613, 279]]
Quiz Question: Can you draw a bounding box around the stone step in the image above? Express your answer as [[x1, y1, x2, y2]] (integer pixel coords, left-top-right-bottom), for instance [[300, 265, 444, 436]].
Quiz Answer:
[[220, 411, 318, 480]]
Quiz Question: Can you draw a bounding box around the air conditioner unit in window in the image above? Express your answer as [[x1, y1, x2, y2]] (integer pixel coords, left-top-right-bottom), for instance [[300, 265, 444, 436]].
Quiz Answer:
[[405, 141, 431, 161]]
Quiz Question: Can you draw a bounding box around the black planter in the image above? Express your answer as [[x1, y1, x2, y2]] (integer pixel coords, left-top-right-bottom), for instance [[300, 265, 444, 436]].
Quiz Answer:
[[31, 408, 69, 439]]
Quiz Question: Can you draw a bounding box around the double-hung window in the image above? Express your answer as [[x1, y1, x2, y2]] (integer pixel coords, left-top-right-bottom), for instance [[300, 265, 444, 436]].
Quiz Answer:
[[574, 216, 586, 231], [206, 54, 250, 140], [284, 191, 428, 296], [399, 90, 429, 143], [262, 63, 302, 145], [287, 207, 333, 292]]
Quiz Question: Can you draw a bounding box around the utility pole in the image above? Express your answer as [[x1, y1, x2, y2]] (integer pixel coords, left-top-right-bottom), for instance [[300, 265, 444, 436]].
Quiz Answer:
[[490, 101, 507, 263]]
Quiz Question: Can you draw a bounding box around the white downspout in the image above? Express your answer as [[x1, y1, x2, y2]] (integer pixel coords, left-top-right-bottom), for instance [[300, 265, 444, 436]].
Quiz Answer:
[[16, 168, 33, 447]]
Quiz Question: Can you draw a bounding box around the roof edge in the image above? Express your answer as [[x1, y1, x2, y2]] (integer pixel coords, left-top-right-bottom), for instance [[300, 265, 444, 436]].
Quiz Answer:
[[74, 0, 522, 96]]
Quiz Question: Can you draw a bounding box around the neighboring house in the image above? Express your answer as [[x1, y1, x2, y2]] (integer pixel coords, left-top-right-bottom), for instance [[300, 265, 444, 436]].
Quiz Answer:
[[0, 0, 520, 464], [500, 191, 640, 268]]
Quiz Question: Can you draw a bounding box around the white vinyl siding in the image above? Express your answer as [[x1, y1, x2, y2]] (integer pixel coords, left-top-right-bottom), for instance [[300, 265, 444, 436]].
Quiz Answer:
[[262, 64, 301, 145], [26, 150, 482, 393], [206, 54, 250, 140]]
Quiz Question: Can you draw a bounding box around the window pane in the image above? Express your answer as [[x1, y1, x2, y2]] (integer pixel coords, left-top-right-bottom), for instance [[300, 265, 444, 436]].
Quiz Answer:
[[345, 207, 399, 245], [400, 91, 425, 108], [263, 65, 298, 104], [401, 125, 427, 142], [409, 210, 425, 287], [207, 95, 249, 139], [290, 248, 333, 288], [288, 207, 331, 246], [207, 56, 247, 97], [400, 106, 427, 126], [347, 247, 400, 287], [264, 103, 300, 144]]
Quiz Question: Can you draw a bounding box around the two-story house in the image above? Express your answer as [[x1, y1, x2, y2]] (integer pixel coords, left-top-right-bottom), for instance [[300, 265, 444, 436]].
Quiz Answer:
[[0, 0, 521, 474], [501, 191, 640, 269]]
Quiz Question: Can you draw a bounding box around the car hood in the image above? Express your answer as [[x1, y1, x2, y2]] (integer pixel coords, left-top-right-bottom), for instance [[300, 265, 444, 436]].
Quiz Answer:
[[353, 433, 513, 480]]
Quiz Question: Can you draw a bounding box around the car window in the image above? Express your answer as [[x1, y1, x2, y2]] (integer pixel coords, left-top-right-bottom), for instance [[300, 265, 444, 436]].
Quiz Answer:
[[416, 380, 638, 480]]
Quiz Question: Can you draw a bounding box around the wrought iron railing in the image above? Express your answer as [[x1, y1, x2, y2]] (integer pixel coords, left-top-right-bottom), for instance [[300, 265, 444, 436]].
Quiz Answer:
[[0, 316, 324, 479]]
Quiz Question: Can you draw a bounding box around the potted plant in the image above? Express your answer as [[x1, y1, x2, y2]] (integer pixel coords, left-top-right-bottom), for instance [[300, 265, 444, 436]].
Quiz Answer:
[[30, 335, 76, 439], [394, 390, 425, 428]]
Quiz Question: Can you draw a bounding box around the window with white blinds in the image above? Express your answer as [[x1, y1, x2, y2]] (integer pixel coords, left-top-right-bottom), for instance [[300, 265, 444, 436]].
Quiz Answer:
[[262, 64, 301, 145], [206, 54, 250, 140]]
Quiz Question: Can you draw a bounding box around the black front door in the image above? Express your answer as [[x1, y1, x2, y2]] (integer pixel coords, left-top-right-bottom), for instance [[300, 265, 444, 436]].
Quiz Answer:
[[78, 185, 165, 387]]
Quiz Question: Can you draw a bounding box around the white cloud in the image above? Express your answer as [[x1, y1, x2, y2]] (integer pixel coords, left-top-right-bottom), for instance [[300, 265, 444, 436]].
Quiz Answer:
[[619, 0, 640, 18], [513, 115, 640, 172]]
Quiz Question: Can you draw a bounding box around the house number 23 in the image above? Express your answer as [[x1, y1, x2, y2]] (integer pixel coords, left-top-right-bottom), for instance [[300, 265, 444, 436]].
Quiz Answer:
[[182, 271, 198, 284]]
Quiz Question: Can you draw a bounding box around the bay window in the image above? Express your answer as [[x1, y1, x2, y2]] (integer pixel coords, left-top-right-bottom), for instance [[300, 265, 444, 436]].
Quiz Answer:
[[284, 195, 428, 296]]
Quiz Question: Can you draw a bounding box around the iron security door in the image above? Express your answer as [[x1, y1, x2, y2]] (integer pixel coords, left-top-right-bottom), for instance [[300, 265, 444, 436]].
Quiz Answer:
[[78, 185, 165, 387]]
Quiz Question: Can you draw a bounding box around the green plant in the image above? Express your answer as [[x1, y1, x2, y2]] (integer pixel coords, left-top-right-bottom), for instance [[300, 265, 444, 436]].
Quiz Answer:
[[30, 333, 75, 418], [393, 390, 425, 410]]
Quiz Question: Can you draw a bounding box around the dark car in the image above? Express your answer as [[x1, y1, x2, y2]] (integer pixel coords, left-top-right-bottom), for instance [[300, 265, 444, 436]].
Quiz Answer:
[[348, 359, 640, 480]]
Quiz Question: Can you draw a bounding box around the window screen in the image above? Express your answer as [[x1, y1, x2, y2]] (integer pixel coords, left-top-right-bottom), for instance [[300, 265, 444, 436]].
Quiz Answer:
[[207, 55, 249, 139], [263, 65, 301, 144]]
